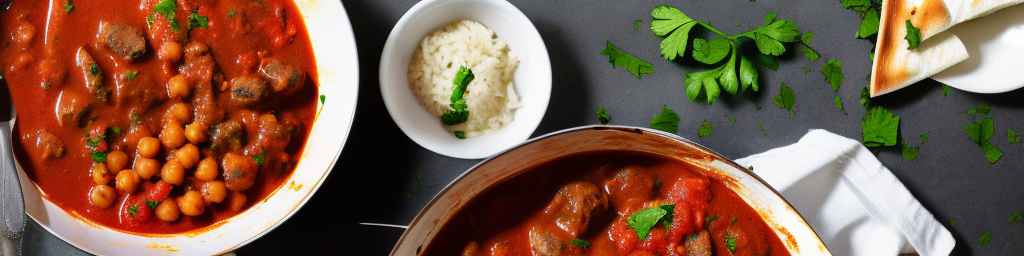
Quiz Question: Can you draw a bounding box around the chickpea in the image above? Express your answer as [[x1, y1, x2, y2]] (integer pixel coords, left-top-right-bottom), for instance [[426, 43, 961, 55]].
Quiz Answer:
[[114, 169, 139, 193], [200, 181, 228, 204], [177, 190, 205, 216], [90, 163, 112, 185], [195, 157, 218, 181], [227, 191, 247, 212], [174, 144, 200, 169], [166, 75, 192, 100], [184, 122, 208, 144], [157, 41, 182, 63], [134, 157, 160, 179], [166, 102, 192, 124], [155, 199, 180, 222], [161, 160, 186, 185], [88, 185, 116, 208], [136, 137, 161, 158], [160, 120, 186, 150], [184, 41, 209, 57], [105, 150, 128, 172]]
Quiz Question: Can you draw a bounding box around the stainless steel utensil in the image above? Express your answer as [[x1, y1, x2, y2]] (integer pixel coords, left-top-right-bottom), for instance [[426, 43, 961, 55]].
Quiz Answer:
[[0, 72, 25, 255]]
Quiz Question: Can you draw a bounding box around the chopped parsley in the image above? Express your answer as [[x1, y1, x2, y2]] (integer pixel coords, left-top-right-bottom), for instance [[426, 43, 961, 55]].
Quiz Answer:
[[963, 105, 1002, 164], [904, 20, 921, 49], [570, 239, 591, 249], [773, 82, 795, 116], [857, 9, 880, 38], [596, 107, 610, 124], [901, 144, 919, 160], [834, 95, 846, 114], [600, 41, 654, 79], [123, 70, 139, 80], [90, 151, 107, 163], [652, 5, 803, 104], [862, 106, 900, 147], [633, 19, 642, 31], [145, 200, 159, 209], [188, 11, 210, 30], [698, 120, 713, 138], [649, 105, 680, 134], [821, 59, 844, 92], [1008, 129, 1020, 144], [978, 231, 992, 246], [860, 87, 872, 108], [1009, 211, 1023, 224], [253, 152, 266, 167], [725, 234, 738, 253], [127, 204, 139, 217], [943, 85, 951, 96], [319, 94, 326, 104], [800, 32, 820, 61], [453, 131, 466, 139], [89, 63, 101, 76], [440, 66, 474, 126], [227, 9, 238, 18], [920, 132, 930, 144], [63, 0, 74, 14], [152, 0, 181, 31], [627, 204, 674, 240]]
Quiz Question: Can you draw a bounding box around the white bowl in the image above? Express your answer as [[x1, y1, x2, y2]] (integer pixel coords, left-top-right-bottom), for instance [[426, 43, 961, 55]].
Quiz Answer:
[[379, 0, 552, 159], [17, 1, 360, 255]]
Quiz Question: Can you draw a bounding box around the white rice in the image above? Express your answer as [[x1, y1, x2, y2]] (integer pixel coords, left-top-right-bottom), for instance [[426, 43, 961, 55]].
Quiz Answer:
[[408, 20, 520, 138]]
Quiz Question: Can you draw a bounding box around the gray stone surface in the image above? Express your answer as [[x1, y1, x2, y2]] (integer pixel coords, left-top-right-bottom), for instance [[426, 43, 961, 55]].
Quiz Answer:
[[28, 0, 1023, 255]]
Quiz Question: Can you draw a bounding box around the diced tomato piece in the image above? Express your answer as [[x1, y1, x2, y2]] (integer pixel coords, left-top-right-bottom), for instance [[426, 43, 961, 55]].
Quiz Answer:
[[637, 228, 669, 253], [118, 195, 152, 227], [144, 181, 173, 201], [667, 201, 696, 243], [665, 177, 710, 204]]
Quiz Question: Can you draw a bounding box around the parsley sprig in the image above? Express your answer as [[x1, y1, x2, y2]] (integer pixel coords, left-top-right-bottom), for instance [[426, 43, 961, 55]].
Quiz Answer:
[[650, 5, 809, 104], [441, 66, 474, 126]]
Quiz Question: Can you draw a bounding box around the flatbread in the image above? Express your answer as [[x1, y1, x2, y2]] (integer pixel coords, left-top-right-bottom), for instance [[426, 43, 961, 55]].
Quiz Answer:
[[870, 0, 1024, 97]]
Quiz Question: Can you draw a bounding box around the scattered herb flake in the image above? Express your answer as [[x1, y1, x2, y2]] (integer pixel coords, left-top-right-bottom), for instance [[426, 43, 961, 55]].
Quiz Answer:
[[1010, 129, 1021, 144], [596, 107, 611, 124], [943, 85, 951, 96], [633, 19, 642, 31], [904, 20, 921, 49], [920, 132, 929, 144], [319, 94, 326, 104], [821, 59, 844, 92], [123, 70, 139, 80], [983, 143, 1002, 164], [63, 0, 74, 13], [978, 231, 992, 247], [964, 118, 994, 147], [146, 200, 159, 209], [571, 239, 591, 249], [773, 82, 795, 115], [227, 9, 237, 18], [600, 41, 654, 79], [1010, 211, 1024, 224], [860, 87, 872, 108], [968, 104, 991, 116], [252, 152, 266, 167], [857, 9, 880, 38], [705, 215, 720, 225], [862, 106, 900, 147], [650, 106, 680, 134], [453, 131, 466, 139], [725, 234, 738, 253], [441, 66, 474, 126], [698, 120, 713, 138], [127, 204, 139, 217], [834, 95, 846, 114], [901, 144, 919, 160], [188, 11, 210, 30], [90, 151, 107, 163]]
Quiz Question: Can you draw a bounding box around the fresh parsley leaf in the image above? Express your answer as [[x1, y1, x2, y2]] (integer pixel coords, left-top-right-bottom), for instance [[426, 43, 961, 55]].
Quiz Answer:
[[773, 82, 795, 115], [692, 38, 731, 64], [857, 9, 880, 38], [860, 87, 872, 108], [453, 131, 466, 139], [253, 152, 266, 167], [649, 105, 679, 134], [800, 32, 820, 61], [739, 55, 760, 92], [964, 118, 994, 147], [968, 104, 992, 116], [63, 0, 74, 13], [90, 151, 107, 163], [441, 66, 474, 126], [983, 143, 1002, 164], [821, 59, 844, 92], [154, 0, 176, 17], [862, 106, 900, 147], [725, 234, 738, 253], [570, 239, 591, 249], [650, 5, 698, 60], [123, 70, 139, 80], [1010, 129, 1021, 144], [188, 11, 210, 30], [904, 20, 921, 49], [319, 94, 326, 104], [746, 15, 801, 56], [920, 132, 930, 144], [146, 200, 159, 209], [600, 41, 654, 79], [596, 107, 611, 124], [901, 144, 919, 160], [978, 231, 992, 246], [752, 52, 779, 70], [127, 204, 139, 216], [841, 0, 873, 11], [627, 205, 670, 240], [698, 120, 713, 138], [1009, 211, 1024, 224], [834, 95, 846, 113]]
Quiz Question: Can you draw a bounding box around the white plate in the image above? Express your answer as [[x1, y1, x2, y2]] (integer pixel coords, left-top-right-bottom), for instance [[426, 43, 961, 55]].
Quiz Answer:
[[933, 5, 1024, 93], [379, 0, 552, 159], [19, 1, 360, 255]]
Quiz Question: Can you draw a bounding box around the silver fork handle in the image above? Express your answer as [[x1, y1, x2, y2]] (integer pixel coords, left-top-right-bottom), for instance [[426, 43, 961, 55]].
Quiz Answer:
[[0, 123, 25, 255]]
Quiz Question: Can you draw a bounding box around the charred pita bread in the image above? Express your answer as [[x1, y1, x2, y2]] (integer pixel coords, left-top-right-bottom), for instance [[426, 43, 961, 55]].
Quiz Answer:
[[870, 0, 1024, 97]]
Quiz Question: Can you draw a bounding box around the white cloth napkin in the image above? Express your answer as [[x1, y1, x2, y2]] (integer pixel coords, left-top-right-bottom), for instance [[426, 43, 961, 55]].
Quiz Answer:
[[735, 129, 954, 256]]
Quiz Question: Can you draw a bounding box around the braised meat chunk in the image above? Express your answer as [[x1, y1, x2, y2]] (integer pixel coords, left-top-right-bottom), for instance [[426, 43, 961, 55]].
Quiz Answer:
[[258, 58, 304, 94], [97, 22, 147, 61], [543, 181, 608, 237], [604, 166, 656, 213], [528, 227, 564, 256], [27, 129, 65, 160], [227, 75, 269, 107]]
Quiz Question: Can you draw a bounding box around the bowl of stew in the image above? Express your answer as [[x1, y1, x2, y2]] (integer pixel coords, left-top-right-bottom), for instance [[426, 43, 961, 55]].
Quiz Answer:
[[392, 126, 830, 256], [2, 0, 358, 254]]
